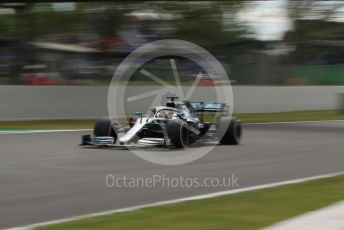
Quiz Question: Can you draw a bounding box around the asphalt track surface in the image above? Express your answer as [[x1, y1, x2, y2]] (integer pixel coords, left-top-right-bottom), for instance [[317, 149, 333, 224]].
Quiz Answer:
[[0, 121, 343, 229]]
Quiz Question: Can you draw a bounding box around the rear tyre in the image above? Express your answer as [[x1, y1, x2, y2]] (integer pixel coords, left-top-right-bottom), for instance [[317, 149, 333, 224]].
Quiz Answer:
[[81, 134, 91, 145], [93, 117, 118, 143], [199, 122, 211, 137], [166, 119, 189, 148], [217, 117, 242, 145]]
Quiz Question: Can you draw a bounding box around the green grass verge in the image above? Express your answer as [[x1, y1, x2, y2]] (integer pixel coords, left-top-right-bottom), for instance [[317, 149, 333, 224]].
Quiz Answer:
[[237, 110, 344, 123], [36, 174, 344, 230], [0, 110, 343, 130]]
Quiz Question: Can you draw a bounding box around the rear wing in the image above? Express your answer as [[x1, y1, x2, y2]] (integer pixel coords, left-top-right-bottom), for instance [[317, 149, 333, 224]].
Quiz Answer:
[[189, 102, 229, 113]]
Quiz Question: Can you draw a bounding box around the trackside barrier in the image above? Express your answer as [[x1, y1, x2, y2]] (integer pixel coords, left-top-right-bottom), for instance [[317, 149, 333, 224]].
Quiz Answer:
[[0, 85, 344, 121]]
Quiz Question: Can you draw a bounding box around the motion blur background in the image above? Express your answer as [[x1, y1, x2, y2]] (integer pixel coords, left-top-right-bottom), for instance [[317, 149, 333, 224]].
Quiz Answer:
[[0, 1, 343, 86]]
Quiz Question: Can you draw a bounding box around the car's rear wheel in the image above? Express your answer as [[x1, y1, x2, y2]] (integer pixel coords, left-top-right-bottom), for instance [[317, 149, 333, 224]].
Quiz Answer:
[[217, 117, 242, 145], [166, 119, 189, 148], [94, 117, 118, 143], [199, 122, 211, 137]]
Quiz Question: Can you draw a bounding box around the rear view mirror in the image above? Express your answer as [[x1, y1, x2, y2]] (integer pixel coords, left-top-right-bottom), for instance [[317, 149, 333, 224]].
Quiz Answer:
[[135, 112, 143, 117], [177, 112, 185, 118]]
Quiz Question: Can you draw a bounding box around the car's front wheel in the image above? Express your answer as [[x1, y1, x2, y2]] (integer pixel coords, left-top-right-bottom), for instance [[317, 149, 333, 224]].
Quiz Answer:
[[166, 119, 189, 148], [94, 117, 118, 143]]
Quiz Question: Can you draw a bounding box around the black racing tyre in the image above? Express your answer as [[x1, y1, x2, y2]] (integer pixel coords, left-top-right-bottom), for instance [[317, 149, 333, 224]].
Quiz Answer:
[[217, 117, 242, 145], [93, 117, 118, 143], [81, 134, 91, 145], [166, 119, 189, 148], [199, 122, 211, 137]]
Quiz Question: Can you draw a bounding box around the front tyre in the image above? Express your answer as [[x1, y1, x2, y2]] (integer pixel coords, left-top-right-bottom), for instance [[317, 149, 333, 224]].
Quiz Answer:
[[93, 117, 118, 143], [166, 119, 189, 148], [217, 117, 242, 145]]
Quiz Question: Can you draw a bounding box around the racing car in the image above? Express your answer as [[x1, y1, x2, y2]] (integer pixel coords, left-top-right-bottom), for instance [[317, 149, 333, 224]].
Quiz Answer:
[[81, 96, 242, 148]]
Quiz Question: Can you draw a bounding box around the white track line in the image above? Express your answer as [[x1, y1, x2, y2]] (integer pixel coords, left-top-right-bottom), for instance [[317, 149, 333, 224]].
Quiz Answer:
[[0, 120, 343, 135], [5, 171, 343, 230], [0, 129, 92, 135], [245, 120, 344, 125]]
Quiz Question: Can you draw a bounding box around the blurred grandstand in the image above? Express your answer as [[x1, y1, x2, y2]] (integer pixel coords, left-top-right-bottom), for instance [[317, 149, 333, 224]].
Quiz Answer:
[[0, 1, 343, 85]]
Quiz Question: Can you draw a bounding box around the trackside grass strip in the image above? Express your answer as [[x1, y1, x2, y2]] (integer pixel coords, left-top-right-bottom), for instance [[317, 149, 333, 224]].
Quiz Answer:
[[0, 110, 343, 130], [36, 174, 344, 230]]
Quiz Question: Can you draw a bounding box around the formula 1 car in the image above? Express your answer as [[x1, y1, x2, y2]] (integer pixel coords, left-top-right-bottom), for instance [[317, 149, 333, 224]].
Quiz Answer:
[[81, 97, 242, 148]]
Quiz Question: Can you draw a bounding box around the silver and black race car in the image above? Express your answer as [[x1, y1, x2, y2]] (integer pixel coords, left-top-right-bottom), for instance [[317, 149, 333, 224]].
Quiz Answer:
[[81, 97, 242, 148]]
